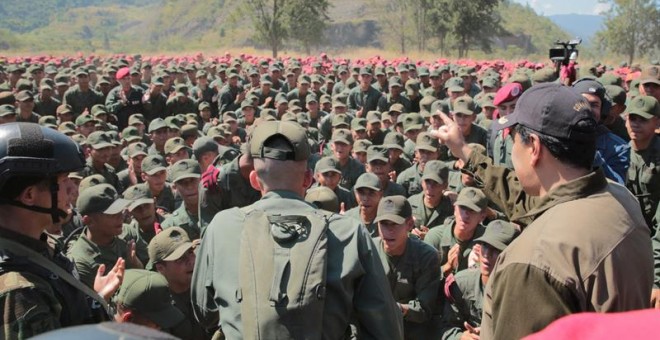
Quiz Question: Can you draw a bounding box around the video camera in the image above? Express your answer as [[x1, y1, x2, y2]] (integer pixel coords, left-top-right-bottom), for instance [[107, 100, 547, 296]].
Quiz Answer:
[[549, 38, 582, 66]]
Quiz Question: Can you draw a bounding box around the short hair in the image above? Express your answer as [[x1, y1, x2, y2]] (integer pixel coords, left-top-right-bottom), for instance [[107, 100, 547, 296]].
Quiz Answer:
[[513, 123, 595, 170], [0, 176, 50, 201]]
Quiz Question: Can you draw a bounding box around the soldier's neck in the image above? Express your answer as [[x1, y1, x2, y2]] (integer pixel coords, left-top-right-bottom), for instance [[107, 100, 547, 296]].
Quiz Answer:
[[630, 136, 654, 152]]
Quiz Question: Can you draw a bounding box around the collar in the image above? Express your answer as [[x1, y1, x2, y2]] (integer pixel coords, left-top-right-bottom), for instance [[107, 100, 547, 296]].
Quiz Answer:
[[0, 228, 51, 256]]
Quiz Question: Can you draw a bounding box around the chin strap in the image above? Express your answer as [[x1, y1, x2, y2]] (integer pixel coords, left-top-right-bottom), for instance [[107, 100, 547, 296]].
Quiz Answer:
[[0, 177, 68, 224]]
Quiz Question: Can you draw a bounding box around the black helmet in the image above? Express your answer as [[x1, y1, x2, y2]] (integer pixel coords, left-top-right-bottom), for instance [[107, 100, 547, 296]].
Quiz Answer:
[[0, 122, 84, 188], [0, 123, 85, 223]]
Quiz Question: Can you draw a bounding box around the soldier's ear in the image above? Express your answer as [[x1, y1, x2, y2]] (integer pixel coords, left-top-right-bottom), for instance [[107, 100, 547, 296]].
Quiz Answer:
[[120, 311, 133, 323], [302, 168, 313, 190], [248, 170, 261, 192]]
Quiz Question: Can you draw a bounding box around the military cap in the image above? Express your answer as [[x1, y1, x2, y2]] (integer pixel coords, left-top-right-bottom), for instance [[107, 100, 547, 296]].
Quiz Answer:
[[74, 114, 95, 127], [383, 132, 405, 151], [320, 94, 332, 104], [180, 124, 200, 139], [453, 96, 475, 115], [122, 185, 155, 211], [169, 159, 201, 183], [627, 95, 659, 119], [403, 112, 425, 132], [359, 67, 372, 76], [6, 64, 25, 73], [431, 100, 450, 117], [192, 136, 218, 160], [351, 117, 367, 131], [493, 83, 523, 106], [148, 118, 168, 133], [605, 85, 627, 106], [44, 65, 58, 75], [332, 100, 347, 109], [58, 121, 77, 135], [150, 76, 164, 86], [396, 64, 409, 73], [354, 172, 381, 191], [419, 96, 436, 116], [207, 126, 227, 140], [75, 68, 89, 77], [15, 90, 34, 102], [127, 142, 148, 158], [39, 115, 57, 126], [148, 226, 193, 264], [97, 76, 111, 86], [222, 111, 238, 123], [641, 65, 660, 85], [374, 195, 412, 224], [366, 145, 388, 163], [90, 104, 108, 117], [366, 111, 381, 124], [481, 76, 500, 89], [240, 100, 255, 110], [353, 139, 372, 153], [15, 79, 33, 92], [421, 160, 449, 184], [388, 76, 403, 88], [374, 67, 386, 77], [331, 128, 353, 145], [174, 83, 188, 94], [389, 103, 405, 113], [195, 70, 208, 79], [120, 126, 140, 143], [86, 131, 114, 150], [0, 92, 15, 106], [78, 184, 131, 216], [113, 270, 184, 329], [249, 120, 311, 161], [508, 72, 532, 91], [198, 101, 211, 111], [415, 132, 440, 152], [311, 75, 324, 84], [305, 186, 339, 213], [474, 220, 519, 252], [129, 114, 146, 126], [381, 111, 394, 124], [296, 112, 311, 125], [531, 68, 557, 84], [480, 93, 497, 109], [0, 104, 16, 117], [77, 175, 107, 198], [332, 114, 351, 128], [315, 156, 342, 174], [445, 77, 465, 92], [116, 67, 130, 80], [164, 137, 188, 155], [141, 155, 167, 175], [455, 187, 488, 212], [55, 75, 70, 87], [417, 67, 430, 77], [298, 75, 311, 85], [306, 93, 318, 103]]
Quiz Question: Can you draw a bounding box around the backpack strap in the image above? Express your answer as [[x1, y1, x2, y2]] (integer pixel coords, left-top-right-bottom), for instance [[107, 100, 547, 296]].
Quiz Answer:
[[0, 238, 110, 313]]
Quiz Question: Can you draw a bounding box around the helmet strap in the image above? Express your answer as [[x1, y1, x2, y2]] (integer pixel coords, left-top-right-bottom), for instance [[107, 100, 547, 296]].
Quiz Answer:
[[0, 177, 68, 223]]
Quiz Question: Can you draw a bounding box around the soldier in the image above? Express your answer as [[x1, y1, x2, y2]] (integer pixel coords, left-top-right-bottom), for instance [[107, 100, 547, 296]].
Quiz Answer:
[[121, 184, 163, 265], [397, 132, 440, 197], [434, 83, 653, 339], [192, 136, 220, 172], [344, 173, 384, 237], [75, 114, 97, 137], [641, 65, 660, 102], [191, 120, 403, 339], [113, 269, 184, 331], [165, 84, 198, 117], [0, 104, 17, 125], [384, 131, 412, 176], [286, 75, 311, 110], [0, 123, 122, 338], [366, 145, 406, 197], [408, 160, 454, 238], [218, 70, 245, 113], [329, 128, 365, 190], [80, 131, 123, 193], [378, 76, 412, 113], [148, 227, 212, 339], [348, 67, 382, 114], [143, 76, 168, 120], [118, 142, 148, 189], [68, 184, 143, 288], [311, 156, 357, 211], [35, 83, 61, 117], [424, 187, 488, 276], [147, 118, 169, 157], [624, 95, 660, 230], [138, 155, 177, 214], [63, 69, 104, 116], [161, 159, 202, 240], [105, 67, 146, 130], [366, 110, 386, 145], [15, 90, 41, 123], [440, 220, 519, 340], [373, 196, 440, 339], [164, 136, 190, 166], [489, 82, 523, 169]]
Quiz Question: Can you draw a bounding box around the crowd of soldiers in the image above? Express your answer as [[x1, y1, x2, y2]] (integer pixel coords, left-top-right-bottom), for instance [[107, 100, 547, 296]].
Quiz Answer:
[[0, 52, 658, 339]]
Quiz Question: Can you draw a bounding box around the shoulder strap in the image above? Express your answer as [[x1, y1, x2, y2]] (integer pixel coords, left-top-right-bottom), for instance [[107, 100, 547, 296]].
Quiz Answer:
[[0, 238, 109, 313]]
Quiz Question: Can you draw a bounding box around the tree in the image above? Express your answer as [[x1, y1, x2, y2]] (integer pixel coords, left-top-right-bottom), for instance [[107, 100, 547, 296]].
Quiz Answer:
[[285, 0, 330, 55], [242, 0, 289, 57], [595, 0, 660, 65], [446, 0, 502, 58]]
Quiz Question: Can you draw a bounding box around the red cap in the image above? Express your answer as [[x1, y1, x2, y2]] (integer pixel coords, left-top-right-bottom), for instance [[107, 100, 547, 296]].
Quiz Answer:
[[524, 310, 660, 340], [116, 67, 130, 80], [493, 83, 523, 106]]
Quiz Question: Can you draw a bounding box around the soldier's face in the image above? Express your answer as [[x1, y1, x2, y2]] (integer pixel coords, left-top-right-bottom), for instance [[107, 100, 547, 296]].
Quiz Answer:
[[175, 177, 200, 206], [642, 82, 660, 101], [353, 151, 367, 164], [157, 248, 196, 290], [479, 244, 501, 276], [130, 203, 156, 229], [317, 171, 340, 190], [88, 211, 124, 237], [378, 219, 411, 255], [453, 113, 475, 136], [145, 170, 167, 192], [422, 179, 446, 205], [387, 148, 402, 164], [367, 160, 390, 183], [331, 142, 351, 161], [91, 146, 112, 165], [581, 93, 602, 122], [497, 99, 517, 117], [416, 149, 438, 167], [129, 155, 146, 173], [626, 114, 659, 142], [454, 205, 485, 233], [355, 188, 382, 215]]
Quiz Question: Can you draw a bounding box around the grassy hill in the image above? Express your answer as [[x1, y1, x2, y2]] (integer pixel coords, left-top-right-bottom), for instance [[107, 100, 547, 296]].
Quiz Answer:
[[0, 0, 572, 60]]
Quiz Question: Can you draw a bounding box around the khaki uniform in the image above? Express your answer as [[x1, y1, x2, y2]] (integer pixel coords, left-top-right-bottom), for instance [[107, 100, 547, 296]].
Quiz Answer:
[[375, 237, 440, 340], [67, 232, 134, 288], [191, 190, 403, 339], [626, 136, 660, 229], [397, 164, 423, 197], [343, 206, 378, 237], [347, 86, 382, 112], [440, 269, 484, 340], [161, 205, 201, 241], [408, 192, 453, 229], [424, 218, 485, 273], [34, 95, 61, 117], [80, 158, 123, 194], [62, 85, 104, 116], [120, 219, 159, 266], [338, 157, 366, 191], [171, 290, 212, 340]]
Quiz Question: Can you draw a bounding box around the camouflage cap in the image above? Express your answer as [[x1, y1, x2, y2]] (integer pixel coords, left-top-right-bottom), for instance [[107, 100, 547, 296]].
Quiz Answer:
[[474, 220, 519, 252], [383, 132, 405, 151], [351, 117, 367, 131], [403, 112, 425, 132], [314, 156, 341, 174], [86, 131, 113, 150], [77, 184, 132, 216], [332, 114, 351, 128], [169, 159, 201, 183], [78, 174, 107, 194], [122, 184, 154, 211], [331, 128, 353, 145], [164, 137, 189, 155], [354, 172, 381, 191], [113, 270, 184, 329], [39, 115, 57, 126], [453, 96, 475, 115], [455, 187, 488, 212], [0, 104, 16, 117], [148, 226, 193, 264], [415, 132, 439, 152], [481, 76, 500, 89], [366, 145, 388, 163], [127, 142, 148, 158], [445, 77, 465, 92], [641, 65, 660, 85], [121, 126, 142, 143], [305, 186, 339, 213], [141, 155, 167, 175], [421, 160, 449, 184], [374, 195, 412, 224], [148, 118, 168, 133], [56, 104, 73, 116], [129, 114, 146, 126], [353, 139, 372, 153], [249, 120, 311, 161], [627, 95, 660, 119]]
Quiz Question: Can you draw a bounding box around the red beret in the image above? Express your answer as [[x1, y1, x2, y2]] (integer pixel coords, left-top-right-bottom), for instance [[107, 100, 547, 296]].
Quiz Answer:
[[493, 83, 523, 106], [116, 67, 130, 80]]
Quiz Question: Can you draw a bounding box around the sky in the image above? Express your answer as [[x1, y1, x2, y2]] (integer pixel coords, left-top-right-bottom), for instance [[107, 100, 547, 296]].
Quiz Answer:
[[512, 0, 610, 16]]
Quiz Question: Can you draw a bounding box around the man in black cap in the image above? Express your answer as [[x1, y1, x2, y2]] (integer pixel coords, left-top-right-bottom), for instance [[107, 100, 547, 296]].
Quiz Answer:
[[433, 83, 653, 339]]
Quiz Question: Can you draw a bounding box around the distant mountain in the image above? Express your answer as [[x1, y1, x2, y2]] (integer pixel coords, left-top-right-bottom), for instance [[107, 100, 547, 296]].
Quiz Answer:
[[548, 14, 604, 45]]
